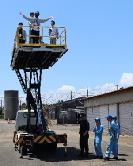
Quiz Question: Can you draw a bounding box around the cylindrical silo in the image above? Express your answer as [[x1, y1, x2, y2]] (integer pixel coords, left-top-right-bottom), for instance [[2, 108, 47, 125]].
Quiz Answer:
[[4, 90, 19, 120]]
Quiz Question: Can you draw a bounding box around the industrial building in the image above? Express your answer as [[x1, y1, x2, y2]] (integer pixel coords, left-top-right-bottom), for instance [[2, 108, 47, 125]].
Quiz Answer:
[[84, 86, 133, 136], [47, 97, 85, 124]]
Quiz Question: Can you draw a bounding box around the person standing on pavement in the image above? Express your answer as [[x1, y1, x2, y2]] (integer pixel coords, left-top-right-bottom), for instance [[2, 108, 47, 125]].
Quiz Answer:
[[112, 116, 120, 155], [93, 117, 103, 159], [79, 113, 90, 157], [104, 114, 118, 161]]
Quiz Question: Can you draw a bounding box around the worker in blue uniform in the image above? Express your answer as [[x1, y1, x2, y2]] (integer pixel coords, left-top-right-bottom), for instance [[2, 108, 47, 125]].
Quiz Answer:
[[93, 117, 103, 159], [79, 113, 90, 157], [105, 114, 118, 161], [112, 116, 120, 155]]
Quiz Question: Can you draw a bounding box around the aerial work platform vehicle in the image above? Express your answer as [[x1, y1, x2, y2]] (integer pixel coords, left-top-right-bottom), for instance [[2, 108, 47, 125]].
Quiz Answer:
[[11, 25, 68, 158]]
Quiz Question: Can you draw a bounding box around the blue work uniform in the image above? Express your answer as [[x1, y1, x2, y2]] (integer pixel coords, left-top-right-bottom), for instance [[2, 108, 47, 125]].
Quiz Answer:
[[93, 123, 103, 157], [105, 120, 118, 158], [112, 120, 120, 155]]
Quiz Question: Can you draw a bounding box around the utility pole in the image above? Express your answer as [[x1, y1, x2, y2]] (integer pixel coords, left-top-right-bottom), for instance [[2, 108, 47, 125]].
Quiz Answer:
[[71, 91, 72, 100], [1, 99, 2, 109], [87, 88, 88, 97], [20, 99, 21, 110]]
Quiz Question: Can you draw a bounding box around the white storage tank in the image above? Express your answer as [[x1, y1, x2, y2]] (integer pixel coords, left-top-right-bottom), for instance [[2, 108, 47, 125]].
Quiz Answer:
[[4, 90, 19, 120]]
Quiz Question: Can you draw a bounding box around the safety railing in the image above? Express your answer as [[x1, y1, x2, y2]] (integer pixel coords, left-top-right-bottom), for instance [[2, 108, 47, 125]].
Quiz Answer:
[[13, 25, 67, 49]]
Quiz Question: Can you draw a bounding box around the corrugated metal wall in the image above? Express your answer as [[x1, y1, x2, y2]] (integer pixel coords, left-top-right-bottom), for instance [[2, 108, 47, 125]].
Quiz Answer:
[[85, 89, 133, 135], [119, 102, 132, 135], [87, 107, 100, 131], [100, 105, 108, 132], [109, 104, 117, 117], [87, 103, 132, 134], [87, 108, 94, 131]]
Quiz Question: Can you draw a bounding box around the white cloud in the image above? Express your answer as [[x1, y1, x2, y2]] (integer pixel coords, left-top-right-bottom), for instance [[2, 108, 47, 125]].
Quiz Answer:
[[95, 83, 115, 90], [119, 73, 133, 87], [57, 85, 75, 93], [41, 85, 76, 104], [93, 83, 116, 94], [41, 83, 118, 104], [2, 73, 133, 104]]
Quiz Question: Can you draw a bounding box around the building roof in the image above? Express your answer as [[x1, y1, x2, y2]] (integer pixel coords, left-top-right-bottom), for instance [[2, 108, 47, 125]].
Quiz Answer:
[[84, 86, 133, 107], [84, 86, 133, 101]]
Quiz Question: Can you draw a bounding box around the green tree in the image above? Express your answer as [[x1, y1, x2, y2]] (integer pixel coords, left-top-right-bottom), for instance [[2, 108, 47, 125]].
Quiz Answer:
[[20, 103, 27, 110], [0, 107, 4, 119]]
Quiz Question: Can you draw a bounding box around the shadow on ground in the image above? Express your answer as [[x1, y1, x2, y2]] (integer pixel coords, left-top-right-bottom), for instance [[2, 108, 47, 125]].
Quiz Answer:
[[103, 158, 127, 162], [118, 153, 128, 156], [23, 147, 95, 162], [21, 147, 128, 162]]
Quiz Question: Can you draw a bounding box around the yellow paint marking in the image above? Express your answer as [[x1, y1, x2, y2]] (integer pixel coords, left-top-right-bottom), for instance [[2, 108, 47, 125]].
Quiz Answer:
[[49, 135, 56, 142], [34, 136, 42, 143]]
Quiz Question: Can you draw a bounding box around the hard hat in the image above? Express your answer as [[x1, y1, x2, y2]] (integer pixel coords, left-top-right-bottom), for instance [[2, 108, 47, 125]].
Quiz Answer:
[[112, 116, 117, 120], [105, 114, 112, 119], [95, 117, 100, 121], [35, 11, 40, 15]]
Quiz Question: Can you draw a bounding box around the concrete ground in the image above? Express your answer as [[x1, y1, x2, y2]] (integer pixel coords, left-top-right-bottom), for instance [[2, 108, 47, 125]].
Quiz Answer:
[[0, 119, 133, 166]]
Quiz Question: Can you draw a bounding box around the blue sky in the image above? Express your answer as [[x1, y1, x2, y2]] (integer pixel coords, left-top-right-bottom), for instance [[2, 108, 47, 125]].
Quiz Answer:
[[1, 0, 133, 102]]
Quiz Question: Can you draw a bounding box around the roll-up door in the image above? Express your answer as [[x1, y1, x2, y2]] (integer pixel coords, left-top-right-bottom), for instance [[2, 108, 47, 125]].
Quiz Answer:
[[92, 107, 100, 130], [109, 104, 117, 117], [119, 102, 131, 135], [87, 107, 100, 131], [93, 107, 100, 118], [87, 108, 94, 131], [100, 105, 108, 132]]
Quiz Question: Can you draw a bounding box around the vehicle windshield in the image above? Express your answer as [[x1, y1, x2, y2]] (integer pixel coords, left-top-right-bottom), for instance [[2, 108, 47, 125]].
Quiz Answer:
[[23, 112, 35, 118]]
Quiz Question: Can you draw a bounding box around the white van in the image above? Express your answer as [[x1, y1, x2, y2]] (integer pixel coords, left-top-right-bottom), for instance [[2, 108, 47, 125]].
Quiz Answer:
[[15, 109, 36, 131]]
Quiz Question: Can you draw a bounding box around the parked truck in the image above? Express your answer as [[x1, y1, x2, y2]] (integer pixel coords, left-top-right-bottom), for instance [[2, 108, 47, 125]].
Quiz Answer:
[[13, 109, 67, 156], [11, 24, 68, 158]]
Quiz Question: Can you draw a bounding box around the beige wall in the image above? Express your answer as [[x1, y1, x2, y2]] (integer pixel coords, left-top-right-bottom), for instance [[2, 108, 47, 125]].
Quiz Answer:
[[84, 88, 133, 108]]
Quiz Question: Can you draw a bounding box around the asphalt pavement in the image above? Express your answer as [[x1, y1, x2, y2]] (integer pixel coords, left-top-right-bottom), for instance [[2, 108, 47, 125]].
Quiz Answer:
[[0, 120, 133, 166]]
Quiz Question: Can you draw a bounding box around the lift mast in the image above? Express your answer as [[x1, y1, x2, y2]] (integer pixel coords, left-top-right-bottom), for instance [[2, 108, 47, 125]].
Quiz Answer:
[[11, 25, 68, 134]]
